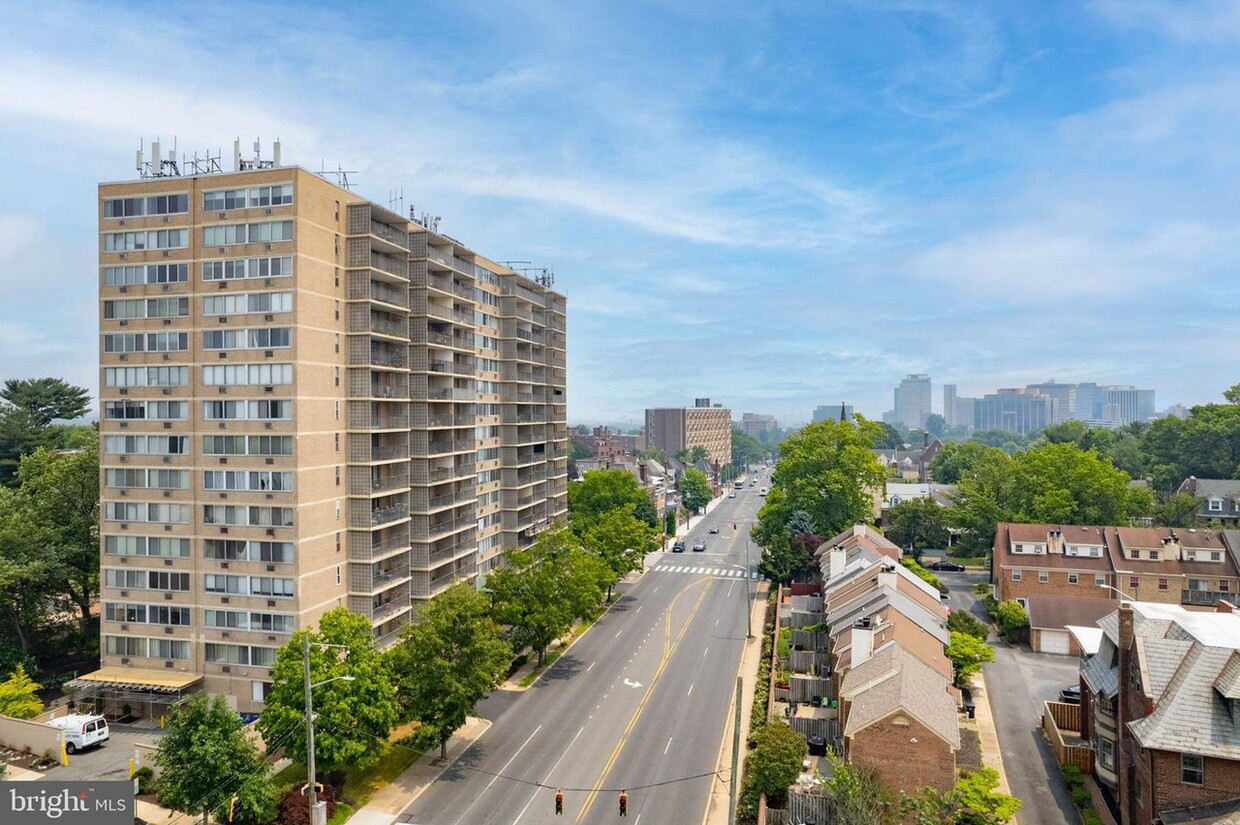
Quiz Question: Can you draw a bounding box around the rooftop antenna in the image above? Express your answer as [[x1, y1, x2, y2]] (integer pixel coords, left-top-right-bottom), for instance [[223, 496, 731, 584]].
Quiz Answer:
[[389, 187, 404, 215], [316, 160, 357, 190], [235, 137, 281, 172]]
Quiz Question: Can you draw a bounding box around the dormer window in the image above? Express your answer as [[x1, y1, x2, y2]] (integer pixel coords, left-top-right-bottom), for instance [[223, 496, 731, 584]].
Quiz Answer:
[[1131, 550, 1141, 559], [1208, 498, 1223, 512], [1150, 551, 1159, 561], [1014, 543, 1024, 553]]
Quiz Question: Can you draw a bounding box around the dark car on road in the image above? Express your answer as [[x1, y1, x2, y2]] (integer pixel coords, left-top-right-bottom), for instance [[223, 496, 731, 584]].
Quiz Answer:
[[1059, 685, 1081, 704], [928, 561, 966, 572], [672, 541, 686, 553]]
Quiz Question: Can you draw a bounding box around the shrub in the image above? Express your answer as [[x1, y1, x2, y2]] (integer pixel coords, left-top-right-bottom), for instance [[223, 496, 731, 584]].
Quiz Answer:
[[1082, 810, 1105, 825], [994, 600, 1029, 643], [1071, 787, 1091, 808], [1060, 764, 1083, 788], [277, 782, 337, 825], [972, 582, 992, 596], [132, 766, 156, 796], [746, 723, 807, 804], [947, 610, 989, 641]]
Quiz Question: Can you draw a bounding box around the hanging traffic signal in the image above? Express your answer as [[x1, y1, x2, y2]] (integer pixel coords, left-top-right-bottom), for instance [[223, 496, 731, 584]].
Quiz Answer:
[[555, 789, 563, 816]]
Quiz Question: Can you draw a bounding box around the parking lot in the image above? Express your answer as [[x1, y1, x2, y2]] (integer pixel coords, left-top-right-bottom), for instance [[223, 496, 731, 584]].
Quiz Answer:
[[45, 726, 163, 782]]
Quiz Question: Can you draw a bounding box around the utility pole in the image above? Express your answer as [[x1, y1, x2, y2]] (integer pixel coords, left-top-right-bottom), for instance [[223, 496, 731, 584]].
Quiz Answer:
[[745, 530, 754, 639], [303, 635, 323, 825], [728, 676, 742, 825]]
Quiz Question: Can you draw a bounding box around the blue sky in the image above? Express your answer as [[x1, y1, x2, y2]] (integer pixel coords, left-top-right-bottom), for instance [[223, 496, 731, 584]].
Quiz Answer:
[[1, 0, 1237, 427]]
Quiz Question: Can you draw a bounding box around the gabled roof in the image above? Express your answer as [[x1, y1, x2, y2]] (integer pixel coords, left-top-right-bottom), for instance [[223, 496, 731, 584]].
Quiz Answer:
[[1129, 643, 1240, 759], [826, 585, 949, 647], [1134, 636, 1193, 702], [841, 644, 960, 749], [1213, 653, 1240, 701], [1026, 596, 1115, 633]]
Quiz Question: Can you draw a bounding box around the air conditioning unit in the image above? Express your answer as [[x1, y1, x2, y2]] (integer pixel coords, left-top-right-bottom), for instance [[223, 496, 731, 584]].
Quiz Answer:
[[119, 285, 128, 293], [163, 491, 171, 498], [266, 458, 274, 465], [162, 388, 171, 395], [220, 562, 229, 569], [218, 212, 227, 220], [266, 528, 276, 536], [162, 421, 171, 429], [119, 320, 129, 327], [221, 666, 231, 673], [218, 282, 227, 289], [220, 527, 229, 534], [119, 421, 128, 429], [268, 635, 277, 642], [119, 489, 128, 497], [120, 658, 130, 664], [221, 597, 230, 604], [267, 600, 277, 607], [164, 592, 173, 600], [164, 626, 174, 634], [265, 243, 274, 251], [120, 624, 129, 630], [119, 253, 128, 260], [119, 557, 128, 564], [120, 591, 129, 597], [266, 564, 276, 572], [163, 559, 172, 567], [161, 282, 170, 289], [265, 208, 273, 216], [162, 353, 170, 361], [222, 631, 230, 638]]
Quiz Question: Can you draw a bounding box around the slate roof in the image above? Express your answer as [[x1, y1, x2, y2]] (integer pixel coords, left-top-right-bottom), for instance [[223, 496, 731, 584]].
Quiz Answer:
[[1160, 797, 1240, 825], [1083, 647, 1119, 698], [840, 644, 960, 749], [1213, 653, 1240, 700], [1134, 636, 1193, 702], [1129, 643, 1240, 759]]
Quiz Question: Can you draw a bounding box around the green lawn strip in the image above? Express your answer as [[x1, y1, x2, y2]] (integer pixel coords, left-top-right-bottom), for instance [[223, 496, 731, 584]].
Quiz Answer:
[[270, 739, 420, 809], [945, 556, 990, 568]]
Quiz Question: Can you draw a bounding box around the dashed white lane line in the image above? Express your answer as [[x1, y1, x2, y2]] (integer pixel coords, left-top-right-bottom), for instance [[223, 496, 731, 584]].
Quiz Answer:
[[513, 724, 586, 824], [664, 737, 672, 755], [587, 661, 596, 673], [452, 724, 542, 825], [687, 683, 694, 697], [614, 630, 622, 638], [635, 605, 642, 614], [703, 647, 709, 657]]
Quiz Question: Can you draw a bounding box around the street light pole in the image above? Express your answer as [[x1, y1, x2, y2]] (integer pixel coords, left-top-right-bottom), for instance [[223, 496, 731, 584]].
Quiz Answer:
[[745, 532, 754, 639], [303, 638, 355, 825]]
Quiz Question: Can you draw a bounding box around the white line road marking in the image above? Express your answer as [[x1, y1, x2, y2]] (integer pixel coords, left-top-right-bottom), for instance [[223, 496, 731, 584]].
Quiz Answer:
[[687, 683, 694, 696], [614, 630, 622, 638], [715, 618, 720, 626], [635, 605, 642, 614], [652, 586, 659, 593], [664, 737, 672, 755], [726, 581, 735, 597], [703, 647, 709, 657], [452, 724, 541, 825], [587, 661, 596, 673], [513, 725, 587, 823]]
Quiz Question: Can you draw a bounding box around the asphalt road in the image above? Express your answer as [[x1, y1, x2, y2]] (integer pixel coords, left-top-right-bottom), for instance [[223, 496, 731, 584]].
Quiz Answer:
[[936, 569, 1079, 825], [399, 473, 770, 825]]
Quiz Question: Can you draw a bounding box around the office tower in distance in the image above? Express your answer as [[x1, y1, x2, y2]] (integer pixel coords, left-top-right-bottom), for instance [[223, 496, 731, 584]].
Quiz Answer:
[[91, 149, 567, 711], [973, 388, 1054, 434], [894, 374, 931, 429]]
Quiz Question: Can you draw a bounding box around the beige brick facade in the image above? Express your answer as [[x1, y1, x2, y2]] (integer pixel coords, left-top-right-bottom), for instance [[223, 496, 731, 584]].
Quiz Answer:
[[644, 405, 731, 465], [97, 166, 567, 711]]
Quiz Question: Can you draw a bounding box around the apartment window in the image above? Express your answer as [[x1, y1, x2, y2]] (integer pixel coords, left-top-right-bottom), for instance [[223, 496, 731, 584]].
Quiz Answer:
[[105, 636, 147, 657], [105, 400, 187, 421], [202, 328, 292, 350], [103, 193, 189, 218], [104, 468, 188, 489], [202, 399, 292, 421], [104, 366, 189, 388], [202, 220, 293, 247], [1181, 753, 1204, 785], [103, 332, 189, 353], [203, 540, 293, 564], [1158, 578, 1169, 591], [1013, 544, 1024, 553], [103, 502, 190, 524], [103, 569, 190, 591], [203, 471, 293, 492], [202, 435, 247, 456], [1211, 551, 1222, 561], [1068, 573, 1078, 585], [250, 577, 294, 598], [335, 566, 341, 586], [1129, 576, 1139, 589], [103, 263, 189, 286], [202, 291, 293, 316], [250, 612, 294, 633], [202, 363, 293, 386], [1096, 574, 1107, 587], [1209, 498, 1223, 512], [103, 297, 189, 319], [204, 574, 245, 594], [1038, 571, 1049, 583], [1149, 550, 1159, 560], [203, 505, 294, 527], [1011, 569, 1022, 582], [104, 536, 190, 558], [103, 229, 189, 251], [203, 185, 292, 211], [202, 255, 293, 281]]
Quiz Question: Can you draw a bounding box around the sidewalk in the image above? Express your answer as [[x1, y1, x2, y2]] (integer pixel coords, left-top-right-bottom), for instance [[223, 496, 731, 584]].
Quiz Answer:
[[972, 668, 1016, 814], [350, 716, 492, 825], [702, 581, 770, 825]]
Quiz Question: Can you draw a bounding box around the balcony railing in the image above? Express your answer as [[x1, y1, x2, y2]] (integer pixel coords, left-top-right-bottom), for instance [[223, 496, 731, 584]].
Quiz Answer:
[[371, 504, 410, 526], [1182, 589, 1227, 606]]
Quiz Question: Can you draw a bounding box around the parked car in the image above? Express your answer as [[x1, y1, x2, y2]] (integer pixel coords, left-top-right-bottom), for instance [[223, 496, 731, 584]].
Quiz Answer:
[[709, 525, 719, 534], [672, 541, 686, 553], [692, 540, 706, 551], [728, 492, 736, 498], [1059, 685, 1081, 705], [928, 561, 966, 572], [47, 714, 109, 754]]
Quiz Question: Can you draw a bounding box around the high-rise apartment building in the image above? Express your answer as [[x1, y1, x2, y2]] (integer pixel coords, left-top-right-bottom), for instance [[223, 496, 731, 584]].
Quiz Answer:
[[90, 159, 567, 711], [1103, 385, 1155, 425], [645, 401, 731, 465], [812, 403, 853, 423], [973, 388, 1053, 434], [943, 385, 957, 427], [894, 374, 931, 429]]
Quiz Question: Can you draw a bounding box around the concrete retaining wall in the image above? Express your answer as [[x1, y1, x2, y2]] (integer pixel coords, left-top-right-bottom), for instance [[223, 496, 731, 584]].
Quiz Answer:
[[0, 714, 64, 758]]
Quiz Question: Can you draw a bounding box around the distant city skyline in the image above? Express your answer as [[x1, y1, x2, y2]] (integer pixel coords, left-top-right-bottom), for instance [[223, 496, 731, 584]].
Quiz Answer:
[[1, 2, 1236, 425]]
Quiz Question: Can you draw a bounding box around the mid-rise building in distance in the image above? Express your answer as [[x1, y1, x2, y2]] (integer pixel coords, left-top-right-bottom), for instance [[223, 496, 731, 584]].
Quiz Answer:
[[973, 388, 1054, 434], [90, 153, 567, 711], [739, 412, 778, 436], [893, 374, 931, 429], [813, 403, 854, 423], [645, 399, 731, 465]]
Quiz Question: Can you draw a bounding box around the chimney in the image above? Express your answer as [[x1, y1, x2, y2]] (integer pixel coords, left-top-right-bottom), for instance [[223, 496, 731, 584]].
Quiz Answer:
[[829, 547, 847, 582], [852, 624, 874, 665], [1116, 600, 1134, 813], [877, 568, 898, 592]]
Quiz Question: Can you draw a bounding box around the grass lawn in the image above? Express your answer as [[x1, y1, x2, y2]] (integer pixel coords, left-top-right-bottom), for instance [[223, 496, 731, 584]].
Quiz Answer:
[[271, 739, 420, 809], [946, 556, 990, 568]]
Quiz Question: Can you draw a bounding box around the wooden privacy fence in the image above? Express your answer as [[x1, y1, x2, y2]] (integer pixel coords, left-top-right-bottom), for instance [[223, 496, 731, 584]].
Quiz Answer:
[[791, 594, 823, 613], [790, 611, 824, 629], [790, 649, 829, 674], [791, 629, 828, 651], [1043, 701, 1093, 772], [790, 675, 832, 704]]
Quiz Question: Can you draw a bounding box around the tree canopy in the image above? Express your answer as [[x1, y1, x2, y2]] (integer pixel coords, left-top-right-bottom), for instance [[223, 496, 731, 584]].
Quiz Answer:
[[258, 608, 399, 771], [945, 631, 994, 689], [0, 379, 90, 427], [754, 418, 886, 548], [680, 468, 712, 513], [0, 664, 42, 719], [582, 507, 659, 598], [731, 428, 764, 468], [387, 583, 511, 758], [569, 468, 653, 531], [885, 497, 950, 557]]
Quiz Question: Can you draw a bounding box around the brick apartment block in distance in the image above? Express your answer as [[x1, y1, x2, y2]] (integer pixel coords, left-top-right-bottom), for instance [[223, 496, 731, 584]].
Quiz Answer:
[[644, 398, 731, 466], [991, 523, 1240, 654], [80, 142, 568, 713]]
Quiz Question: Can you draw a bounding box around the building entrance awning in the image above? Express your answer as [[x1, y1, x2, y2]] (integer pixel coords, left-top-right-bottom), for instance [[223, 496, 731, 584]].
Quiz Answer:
[[65, 667, 202, 693]]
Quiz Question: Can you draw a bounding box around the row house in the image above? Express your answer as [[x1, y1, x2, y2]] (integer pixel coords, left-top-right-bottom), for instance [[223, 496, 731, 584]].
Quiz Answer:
[[1079, 602, 1240, 825], [769, 525, 959, 798]]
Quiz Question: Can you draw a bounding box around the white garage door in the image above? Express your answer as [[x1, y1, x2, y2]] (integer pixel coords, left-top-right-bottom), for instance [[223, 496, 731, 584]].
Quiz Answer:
[[1039, 629, 1070, 655]]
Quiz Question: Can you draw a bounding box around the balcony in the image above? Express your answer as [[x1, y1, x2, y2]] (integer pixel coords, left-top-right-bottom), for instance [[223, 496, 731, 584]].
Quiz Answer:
[[427, 248, 454, 267], [371, 598, 412, 624], [369, 283, 408, 309], [371, 504, 410, 526], [1182, 589, 1228, 607]]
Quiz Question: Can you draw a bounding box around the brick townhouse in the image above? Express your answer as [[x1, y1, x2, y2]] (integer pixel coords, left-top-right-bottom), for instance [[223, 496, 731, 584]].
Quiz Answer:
[[993, 522, 1114, 607], [1105, 527, 1239, 608]]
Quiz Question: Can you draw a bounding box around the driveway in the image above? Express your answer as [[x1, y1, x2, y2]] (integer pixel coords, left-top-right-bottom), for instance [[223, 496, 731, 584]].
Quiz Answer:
[[44, 726, 163, 782]]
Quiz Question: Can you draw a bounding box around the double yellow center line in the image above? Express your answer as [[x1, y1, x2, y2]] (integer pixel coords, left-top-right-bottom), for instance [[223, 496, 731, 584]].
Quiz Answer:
[[574, 577, 714, 822]]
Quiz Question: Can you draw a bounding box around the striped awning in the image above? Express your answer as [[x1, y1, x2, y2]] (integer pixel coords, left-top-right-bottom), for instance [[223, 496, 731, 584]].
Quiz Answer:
[[66, 667, 202, 693]]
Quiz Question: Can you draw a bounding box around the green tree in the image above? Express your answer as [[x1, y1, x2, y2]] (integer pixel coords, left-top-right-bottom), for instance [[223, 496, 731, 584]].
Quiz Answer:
[[258, 608, 399, 771], [583, 507, 659, 599], [731, 428, 764, 469], [954, 767, 1021, 824], [664, 509, 677, 536], [1152, 492, 1201, 527], [680, 468, 712, 514], [946, 631, 994, 689], [993, 600, 1028, 643], [14, 437, 100, 636], [930, 442, 1006, 484], [155, 694, 276, 825], [754, 418, 886, 549], [924, 413, 947, 439], [885, 497, 950, 558], [873, 421, 905, 449], [0, 664, 42, 718], [821, 752, 896, 824], [1224, 384, 1240, 404], [632, 494, 658, 529], [746, 722, 807, 804], [0, 490, 61, 656], [947, 610, 989, 642], [488, 527, 608, 665], [568, 469, 651, 533], [758, 534, 811, 586], [0, 406, 55, 487], [0, 379, 90, 427], [387, 583, 511, 759]]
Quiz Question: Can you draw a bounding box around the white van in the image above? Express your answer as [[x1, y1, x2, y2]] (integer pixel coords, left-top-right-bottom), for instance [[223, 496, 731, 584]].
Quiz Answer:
[[47, 714, 109, 753]]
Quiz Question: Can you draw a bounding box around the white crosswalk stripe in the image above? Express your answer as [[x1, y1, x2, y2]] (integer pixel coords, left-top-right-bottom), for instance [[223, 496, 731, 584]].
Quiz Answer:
[[653, 565, 751, 580]]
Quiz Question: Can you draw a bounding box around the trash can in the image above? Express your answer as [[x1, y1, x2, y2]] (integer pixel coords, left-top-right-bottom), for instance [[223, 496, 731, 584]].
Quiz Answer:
[[807, 736, 827, 756], [965, 702, 976, 720]]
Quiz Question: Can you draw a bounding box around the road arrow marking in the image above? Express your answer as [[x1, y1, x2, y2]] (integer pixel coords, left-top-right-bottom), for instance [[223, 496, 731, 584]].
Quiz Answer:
[[623, 678, 643, 688]]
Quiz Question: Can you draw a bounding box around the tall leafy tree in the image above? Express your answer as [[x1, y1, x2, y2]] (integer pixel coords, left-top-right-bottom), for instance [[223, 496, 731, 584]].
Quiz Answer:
[[387, 584, 510, 759], [568, 469, 651, 532], [820, 753, 896, 825], [0, 490, 59, 657], [15, 437, 100, 635], [930, 441, 1006, 484], [0, 406, 55, 486], [754, 418, 886, 548], [885, 497, 950, 558], [155, 694, 277, 825], [680, 468, 712, 513], [488, 527, 609, 665], [583, 507, 659, 599], [945, 631, 994, 689], [746, 722, 807, 806], [258, 608, 399, 771], [0, 379, 90, 427], [731, 428, 763, 469]]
